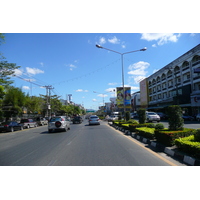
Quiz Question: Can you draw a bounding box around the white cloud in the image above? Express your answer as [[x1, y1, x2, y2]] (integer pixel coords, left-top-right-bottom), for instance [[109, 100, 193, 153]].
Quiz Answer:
[[128, 61, 150, 76], [22, 86, 30, 90], [152, 44, 157, 48], [99, 37, 106, 45], [13, 68, 23, 76], [108, 82, 117, 86], [68, 64, 77, 71], [40, 62, 44, 67], [98, 94, 108, 97], [92, 99, 97, 102], [76, 89, 88, 92], [24, 78, 36, 82], [140, 33, 181, 45], [26, 67, 44, 75], [108, 36, 120, 44]]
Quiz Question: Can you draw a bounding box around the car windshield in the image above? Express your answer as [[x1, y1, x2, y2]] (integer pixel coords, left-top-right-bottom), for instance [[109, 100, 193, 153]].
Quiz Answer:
[[148, 112, 157, 115], [50, 117, 63, 122], [21, 119, 29, 123]]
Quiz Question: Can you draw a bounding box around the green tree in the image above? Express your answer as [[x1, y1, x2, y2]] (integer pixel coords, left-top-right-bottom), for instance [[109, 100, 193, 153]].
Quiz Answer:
[[0, 33, 21, 86], [25, 95, 45, 115], [2, 86, 27, 120], [0, 85, 6, 120]]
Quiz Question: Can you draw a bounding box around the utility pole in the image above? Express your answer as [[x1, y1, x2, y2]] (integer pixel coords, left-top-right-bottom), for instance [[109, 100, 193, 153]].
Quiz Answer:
[[44, 85, 54, 119]]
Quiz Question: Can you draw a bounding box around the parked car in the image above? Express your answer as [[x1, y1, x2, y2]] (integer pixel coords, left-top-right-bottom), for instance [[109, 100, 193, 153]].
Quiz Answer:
[[156, 112, 167, 119], [88, 115, 100, 125], [146, 112, 160, 122], [108, 115, 118, 122], [182, 114, 194, 121], [20, 119, 38, 129], [196, 113, 200, 121], [0, 121, 24, 132], [48, 116, 70, 133], [131, 113, 138, 119], [35, 117, 48, 126], [72, 116, 83, 124]]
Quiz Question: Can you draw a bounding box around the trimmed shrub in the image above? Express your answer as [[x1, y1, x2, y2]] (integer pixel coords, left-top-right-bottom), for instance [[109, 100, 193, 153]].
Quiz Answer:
[[155, 123, 165, 130], [125, 111, 130, 121], [126, 119, 139, 124], [136, 127, 155, 139], [194, 129, 200, 142], [118, 112, 122, 120], [137, 109, 146, 124], [175, 135, 200, 159], [167, 105, 184, 131], [147, 123, 155, 128], [155, 128, 195, 146]]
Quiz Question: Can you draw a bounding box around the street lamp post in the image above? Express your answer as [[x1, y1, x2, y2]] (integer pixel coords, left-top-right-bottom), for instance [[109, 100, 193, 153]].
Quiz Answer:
[[96, 44, 147, 114]]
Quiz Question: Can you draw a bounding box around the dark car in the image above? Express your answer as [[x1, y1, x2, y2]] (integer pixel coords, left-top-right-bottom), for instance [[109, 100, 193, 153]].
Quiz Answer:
[[0, 121, 24, 132], [182, 114, 194, 121], [72, 116, 83, 124]]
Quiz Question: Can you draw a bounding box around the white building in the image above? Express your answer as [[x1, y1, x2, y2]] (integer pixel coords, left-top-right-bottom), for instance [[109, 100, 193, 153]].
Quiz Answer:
[[140, 44, 200, 115]]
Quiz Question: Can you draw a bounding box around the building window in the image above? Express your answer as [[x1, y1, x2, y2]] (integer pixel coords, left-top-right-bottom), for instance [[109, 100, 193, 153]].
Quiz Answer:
[[183, 72, 190, 81], [162, 82, 166, 89]]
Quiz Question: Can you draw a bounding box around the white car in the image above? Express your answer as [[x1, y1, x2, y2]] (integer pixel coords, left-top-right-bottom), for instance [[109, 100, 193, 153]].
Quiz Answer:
[[88, 115, 100, 125], [108, 115, 118, 122], [146, 112, 160, 122], [48, 116, 70, 133]]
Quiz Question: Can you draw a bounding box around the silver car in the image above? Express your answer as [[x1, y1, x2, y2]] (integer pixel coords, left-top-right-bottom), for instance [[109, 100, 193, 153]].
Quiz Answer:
[[48, 116, 70, 133], [146, 112, 160, 122], [88, 115, 100, 125]]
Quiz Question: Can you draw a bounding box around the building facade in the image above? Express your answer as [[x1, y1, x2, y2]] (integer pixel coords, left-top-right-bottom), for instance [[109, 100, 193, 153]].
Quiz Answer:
[[140, 44, 200, 115]]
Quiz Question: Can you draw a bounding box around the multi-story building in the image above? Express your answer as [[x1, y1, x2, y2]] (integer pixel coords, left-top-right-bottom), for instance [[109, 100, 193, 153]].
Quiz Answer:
[[140, 44, 200, 115]]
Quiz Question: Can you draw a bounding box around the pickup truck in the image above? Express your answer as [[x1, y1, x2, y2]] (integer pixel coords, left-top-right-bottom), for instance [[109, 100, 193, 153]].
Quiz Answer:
[[20, 119, 38, 129], [35, 117, 48, 126]]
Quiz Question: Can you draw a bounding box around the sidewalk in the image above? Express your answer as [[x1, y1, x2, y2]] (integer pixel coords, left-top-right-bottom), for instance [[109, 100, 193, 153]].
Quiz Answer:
[[108, 122, 200, 166]]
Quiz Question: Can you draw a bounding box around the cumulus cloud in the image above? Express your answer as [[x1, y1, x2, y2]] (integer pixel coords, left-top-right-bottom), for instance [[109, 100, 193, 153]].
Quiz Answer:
[[13, 68, 23, 76], [26, 67, 44, 75], [128, 61, 150, 76], [140, 33, 181, 45], [99, 37, 106, 45], [92, 99, 97, 102], [108, 36, 120, 44], [22, 86, 30, 90]]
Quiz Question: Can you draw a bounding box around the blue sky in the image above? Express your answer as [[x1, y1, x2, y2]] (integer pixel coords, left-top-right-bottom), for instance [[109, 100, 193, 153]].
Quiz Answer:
[[1, 33, 200, 109]]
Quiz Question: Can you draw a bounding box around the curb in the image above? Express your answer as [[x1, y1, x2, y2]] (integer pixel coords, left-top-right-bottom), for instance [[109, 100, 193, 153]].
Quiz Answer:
[[108, 122, 200, 166]]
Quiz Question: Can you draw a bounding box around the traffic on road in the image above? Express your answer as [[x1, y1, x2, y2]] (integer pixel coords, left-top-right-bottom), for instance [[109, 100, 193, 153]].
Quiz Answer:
[[0, 115, 191, 166]]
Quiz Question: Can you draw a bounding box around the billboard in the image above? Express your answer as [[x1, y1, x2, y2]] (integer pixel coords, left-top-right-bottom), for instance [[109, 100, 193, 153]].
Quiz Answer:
[[116, 87, 131, 108]]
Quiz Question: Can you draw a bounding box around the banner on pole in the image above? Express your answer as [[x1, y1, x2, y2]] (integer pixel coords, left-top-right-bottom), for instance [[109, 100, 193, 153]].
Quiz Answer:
[[116, 87, 131, 108]]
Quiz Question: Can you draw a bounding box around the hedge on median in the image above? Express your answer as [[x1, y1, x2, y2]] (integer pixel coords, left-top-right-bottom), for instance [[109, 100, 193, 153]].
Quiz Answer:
[[135, 127, 155, 139], [155, 128, 196, 146], [175, 135, 200, 159]]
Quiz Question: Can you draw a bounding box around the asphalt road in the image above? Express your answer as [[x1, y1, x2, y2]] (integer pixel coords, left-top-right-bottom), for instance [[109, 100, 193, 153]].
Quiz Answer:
[[0, 120, 185, 166]]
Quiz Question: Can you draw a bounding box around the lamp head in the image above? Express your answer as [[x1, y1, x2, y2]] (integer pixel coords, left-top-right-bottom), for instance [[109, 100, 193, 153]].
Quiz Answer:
[[96, 44, 102, 48], [140, 47, 147, 51]]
